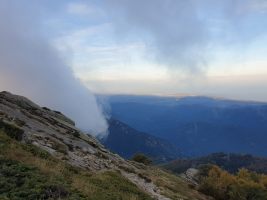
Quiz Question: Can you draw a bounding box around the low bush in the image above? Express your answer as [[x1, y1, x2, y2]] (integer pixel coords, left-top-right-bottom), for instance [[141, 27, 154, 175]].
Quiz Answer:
[[198, 165, 267, 200], [131, 153, 152, 165], [0, 121, 24, 141], [22, 144, 50, 159]]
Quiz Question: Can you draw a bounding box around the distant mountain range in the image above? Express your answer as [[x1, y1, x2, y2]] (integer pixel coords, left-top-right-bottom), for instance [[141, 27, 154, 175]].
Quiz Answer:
[[100, 119, 181, 163], [102, 95, 267, 157], [163, 152, 267, 175]]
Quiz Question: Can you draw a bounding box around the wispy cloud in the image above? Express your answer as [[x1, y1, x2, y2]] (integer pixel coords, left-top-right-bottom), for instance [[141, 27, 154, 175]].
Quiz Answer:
[[103, 0, 267, 73], [66, 2, 104, 17]]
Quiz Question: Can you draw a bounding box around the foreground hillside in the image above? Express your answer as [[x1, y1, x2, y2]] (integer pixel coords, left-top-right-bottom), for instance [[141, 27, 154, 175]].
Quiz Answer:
[[106, 95, 267, 157], [0, 91, 210, 200], [0, 131, 152, 200]]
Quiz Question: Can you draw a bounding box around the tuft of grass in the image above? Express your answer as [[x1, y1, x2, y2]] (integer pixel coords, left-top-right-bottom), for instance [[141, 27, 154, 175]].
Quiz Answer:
[[72, 171, 153, 200], [21, 144, 50, 159], [52, 140, 68, 155]]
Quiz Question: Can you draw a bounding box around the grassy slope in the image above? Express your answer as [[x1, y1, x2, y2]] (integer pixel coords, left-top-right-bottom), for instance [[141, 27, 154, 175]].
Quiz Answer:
[[0, 125, 211, 200], [0, 130, 153, 200]]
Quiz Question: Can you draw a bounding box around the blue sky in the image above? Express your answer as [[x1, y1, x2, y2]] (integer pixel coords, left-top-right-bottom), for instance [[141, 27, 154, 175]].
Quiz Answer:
[[2, 0, 267, 101]]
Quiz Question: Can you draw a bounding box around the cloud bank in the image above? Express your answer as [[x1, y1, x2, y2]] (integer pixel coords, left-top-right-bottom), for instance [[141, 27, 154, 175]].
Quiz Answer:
[[105, 0, 208, 72], [0, 0, 108, 138], [105, 0, 267, 72]]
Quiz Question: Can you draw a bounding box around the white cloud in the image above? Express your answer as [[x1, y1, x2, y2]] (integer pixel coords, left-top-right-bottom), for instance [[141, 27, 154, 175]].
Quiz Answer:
[[53, 23, 149, 74], [67, 2, 95, 16], [247, 0, 267, 13]]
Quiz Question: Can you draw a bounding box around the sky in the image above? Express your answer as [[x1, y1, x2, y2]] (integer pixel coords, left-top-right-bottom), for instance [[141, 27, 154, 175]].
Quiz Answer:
[[1, 0, 267, 102]]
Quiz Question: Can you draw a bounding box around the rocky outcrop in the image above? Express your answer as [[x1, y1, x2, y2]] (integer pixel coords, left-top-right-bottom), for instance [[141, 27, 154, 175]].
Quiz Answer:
[[181, 168, 199, 186], [0, 91, 170, 200]]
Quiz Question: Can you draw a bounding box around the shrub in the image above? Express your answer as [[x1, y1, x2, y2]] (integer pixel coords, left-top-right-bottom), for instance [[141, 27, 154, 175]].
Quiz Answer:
[[72, 131, 80, 138], [53, 142, 68, 155], [22, 144, 50, 159], [131, 153, 152, 165], [198, 165, 267, 200], [42, 107, 51, 111], [0, 121, 24, 141]]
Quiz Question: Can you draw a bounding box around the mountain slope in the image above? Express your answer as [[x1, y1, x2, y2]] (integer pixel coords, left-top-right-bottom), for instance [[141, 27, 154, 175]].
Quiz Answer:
[[101, 119, 181, 163], [0, 131, 152, 200], [106, 95, 267, 157], [0, 91, 211, 200]]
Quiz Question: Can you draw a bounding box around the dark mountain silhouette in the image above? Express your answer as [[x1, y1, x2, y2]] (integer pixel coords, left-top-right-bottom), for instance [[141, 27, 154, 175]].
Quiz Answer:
[[104, 95, 267, 157], [101, 119, 181, 163], [163, 152, 267, 175]]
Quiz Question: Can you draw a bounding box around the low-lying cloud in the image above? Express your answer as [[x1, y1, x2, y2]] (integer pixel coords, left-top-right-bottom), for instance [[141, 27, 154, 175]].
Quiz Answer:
[[0, 0, 108, 138]]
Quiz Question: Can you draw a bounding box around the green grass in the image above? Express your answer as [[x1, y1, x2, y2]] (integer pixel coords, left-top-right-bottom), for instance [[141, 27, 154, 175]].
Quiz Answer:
[[0, 158, 85, 200], [0, 130, 152, 200], [73, 171, 152, 200]]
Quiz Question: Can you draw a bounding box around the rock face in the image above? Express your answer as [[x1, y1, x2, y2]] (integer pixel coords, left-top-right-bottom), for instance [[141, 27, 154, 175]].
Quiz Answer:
[[0, 91, 117, 171], [181, 168, 199, 186], [0, 91, 170, 200]]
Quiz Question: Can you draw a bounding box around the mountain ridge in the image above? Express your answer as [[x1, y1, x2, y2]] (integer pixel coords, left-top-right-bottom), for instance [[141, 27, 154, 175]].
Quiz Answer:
[[101, 118, 181, 163], [163, 152, 267, 175], [106, 94, 267, 157]]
